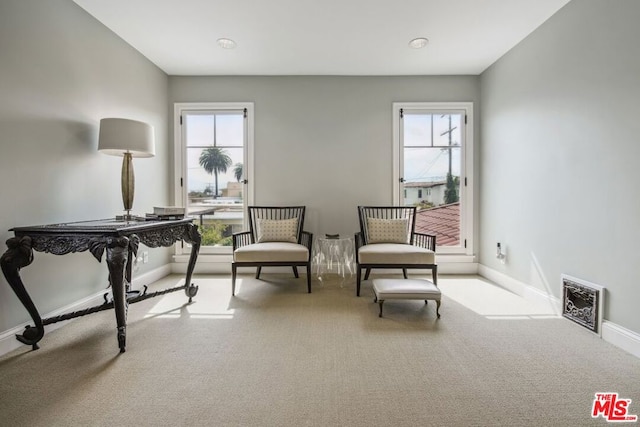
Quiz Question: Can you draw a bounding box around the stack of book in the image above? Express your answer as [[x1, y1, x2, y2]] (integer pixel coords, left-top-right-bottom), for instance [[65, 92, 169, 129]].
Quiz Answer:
[[145, 206, 186, 221]]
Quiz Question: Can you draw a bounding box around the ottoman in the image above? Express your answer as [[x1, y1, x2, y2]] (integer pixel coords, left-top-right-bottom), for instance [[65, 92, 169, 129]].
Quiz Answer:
[[372, 278, 441, 318]]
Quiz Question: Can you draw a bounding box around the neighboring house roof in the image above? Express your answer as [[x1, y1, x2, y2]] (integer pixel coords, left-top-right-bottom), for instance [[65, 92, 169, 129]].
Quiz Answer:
[[404, 181, 446, 188], [415, 202, 460, 246]]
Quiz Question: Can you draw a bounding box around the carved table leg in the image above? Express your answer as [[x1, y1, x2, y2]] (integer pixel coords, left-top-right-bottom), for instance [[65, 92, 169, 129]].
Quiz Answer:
[[105, 236, 129, 353], [0, 236, 44, 350], [183, 223, 201, 302]]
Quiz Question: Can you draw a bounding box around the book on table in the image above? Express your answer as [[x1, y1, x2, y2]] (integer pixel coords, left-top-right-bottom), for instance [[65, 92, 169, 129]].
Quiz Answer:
[[153, 206, 186, 216], [145, 213, 185, 221]]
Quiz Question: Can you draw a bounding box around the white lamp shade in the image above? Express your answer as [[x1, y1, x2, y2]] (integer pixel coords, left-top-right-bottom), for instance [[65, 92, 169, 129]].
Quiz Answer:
[[98, 118, 155, 157]]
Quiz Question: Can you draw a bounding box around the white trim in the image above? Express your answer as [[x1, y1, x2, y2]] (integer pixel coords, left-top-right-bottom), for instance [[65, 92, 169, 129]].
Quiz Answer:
[[602, 321, 640, 359], [392, 102, 474, 257], [173, 102, 255, 257], [6, 262, 638, 360], [478, 265, 562, 313], [0, 266, 170, 357], [479, 265, 640, 359], [171, 254, 478, 275]]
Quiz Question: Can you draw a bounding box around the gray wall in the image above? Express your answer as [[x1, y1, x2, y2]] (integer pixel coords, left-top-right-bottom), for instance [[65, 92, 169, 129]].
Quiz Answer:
[[170, 76, 480, 237], [0, 0, 170, 332], [480, 0, 640, 333]]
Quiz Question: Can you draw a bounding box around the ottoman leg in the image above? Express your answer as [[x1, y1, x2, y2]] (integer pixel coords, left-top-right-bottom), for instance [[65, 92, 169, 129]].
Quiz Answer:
[[436, 300, 441, 318], [378, 300, 384, 317]]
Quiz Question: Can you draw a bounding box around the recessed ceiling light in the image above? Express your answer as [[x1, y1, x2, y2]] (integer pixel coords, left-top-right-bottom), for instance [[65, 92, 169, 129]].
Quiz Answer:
[[408, 37, 429, 49], [217, 38, 236, 49]]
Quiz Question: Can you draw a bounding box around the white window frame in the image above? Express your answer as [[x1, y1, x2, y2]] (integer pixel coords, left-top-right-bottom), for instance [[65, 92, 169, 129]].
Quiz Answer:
[[392, 102, 474, 256], [173, 102, 255, 256]]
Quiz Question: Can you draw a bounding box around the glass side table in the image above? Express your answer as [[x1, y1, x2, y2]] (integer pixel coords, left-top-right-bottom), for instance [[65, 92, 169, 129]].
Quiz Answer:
[[312, 235, 355, 286]]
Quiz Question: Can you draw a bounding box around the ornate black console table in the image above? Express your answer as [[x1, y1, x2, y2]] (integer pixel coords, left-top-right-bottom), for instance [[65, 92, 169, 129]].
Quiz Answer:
[[0, 218, 201, 353]]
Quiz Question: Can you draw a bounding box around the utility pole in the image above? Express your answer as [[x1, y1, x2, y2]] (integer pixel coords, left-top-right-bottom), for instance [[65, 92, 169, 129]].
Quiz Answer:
[[440, 114, 456, 176], [440, 114, 459, 204]]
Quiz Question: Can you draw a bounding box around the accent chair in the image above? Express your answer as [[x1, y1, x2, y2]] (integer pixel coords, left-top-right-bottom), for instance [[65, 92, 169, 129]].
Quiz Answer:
[[354, 206, 437, 296], [232, 206, 313, 296]]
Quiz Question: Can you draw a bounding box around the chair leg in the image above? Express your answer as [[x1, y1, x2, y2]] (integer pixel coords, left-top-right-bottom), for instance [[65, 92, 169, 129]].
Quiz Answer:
[[232, 264, 237, 296], [356, 267, 362, 297], [378, 300, 384, 317], [255, 266, 262, 279], [292, 266, 299, 278], [306, 263, 312, 293], [432, 265, 438, 285], [402, 268, 408, 279], [364, 268, 371, 280]]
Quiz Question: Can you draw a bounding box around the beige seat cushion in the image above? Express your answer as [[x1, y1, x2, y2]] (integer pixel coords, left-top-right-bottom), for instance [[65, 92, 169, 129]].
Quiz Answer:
[[234, 242, 309, 263], [358, 243, 435, 265], [373, 278, 441, 300]]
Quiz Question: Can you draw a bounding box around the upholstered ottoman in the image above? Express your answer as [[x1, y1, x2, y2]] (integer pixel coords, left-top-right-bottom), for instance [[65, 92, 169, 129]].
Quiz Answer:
[[372, 278, 441, 318]]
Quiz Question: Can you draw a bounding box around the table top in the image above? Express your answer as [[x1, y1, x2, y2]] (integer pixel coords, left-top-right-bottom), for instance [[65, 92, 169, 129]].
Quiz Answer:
[[10, 218, 194, 236]]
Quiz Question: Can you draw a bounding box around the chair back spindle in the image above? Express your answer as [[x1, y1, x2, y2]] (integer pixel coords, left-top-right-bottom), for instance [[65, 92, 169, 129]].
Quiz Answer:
[[358, 206, 416, 245], [248, 206, 306, 244]]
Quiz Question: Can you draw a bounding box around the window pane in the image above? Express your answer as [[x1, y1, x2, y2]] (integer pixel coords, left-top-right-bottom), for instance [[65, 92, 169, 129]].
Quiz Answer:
[[186, 115, 214, 147], [403, 114, 433, 147], [403, 144, 461, 247], [432, 114, 462, 147], [404, 147, 461, 184], [216, 114, 244, 146], [187, 147, 243, 198], [184, 111, 245, 248]]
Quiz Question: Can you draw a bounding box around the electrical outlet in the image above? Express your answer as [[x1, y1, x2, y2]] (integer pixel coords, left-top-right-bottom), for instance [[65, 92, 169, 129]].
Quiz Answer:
[[496, 243, 506, 264], [143, 251, 149, 264]]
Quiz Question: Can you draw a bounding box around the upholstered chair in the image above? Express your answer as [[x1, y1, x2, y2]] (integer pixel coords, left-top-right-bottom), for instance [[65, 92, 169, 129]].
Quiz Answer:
[[354, 206, 437, 296], [232, 206, 313, 295]]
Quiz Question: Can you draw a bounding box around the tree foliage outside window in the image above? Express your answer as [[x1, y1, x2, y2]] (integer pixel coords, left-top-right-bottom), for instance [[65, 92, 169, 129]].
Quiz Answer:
[[444, 173, 460, 204], [199, 147, 232, 198], [233, 163, 243, 182], [199, 221, 232, 246]]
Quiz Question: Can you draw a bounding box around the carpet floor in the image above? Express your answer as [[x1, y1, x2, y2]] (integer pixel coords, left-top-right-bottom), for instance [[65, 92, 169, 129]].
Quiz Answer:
[[0, 274, 638, 427]]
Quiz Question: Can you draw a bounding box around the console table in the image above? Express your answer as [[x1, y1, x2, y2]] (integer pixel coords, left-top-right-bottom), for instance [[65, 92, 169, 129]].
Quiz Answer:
[[0, 218, 201, 353]]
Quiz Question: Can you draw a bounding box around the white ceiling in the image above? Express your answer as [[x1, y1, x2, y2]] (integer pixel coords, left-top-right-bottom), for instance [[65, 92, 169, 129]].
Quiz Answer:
[[73, 0, 571, 76]]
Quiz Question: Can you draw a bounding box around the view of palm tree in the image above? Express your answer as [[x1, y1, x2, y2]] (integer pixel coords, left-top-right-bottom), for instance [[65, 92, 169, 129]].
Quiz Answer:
[[233, 163, 243, 182], [184, 111, 246, 248], [199, 147, 232, 198]]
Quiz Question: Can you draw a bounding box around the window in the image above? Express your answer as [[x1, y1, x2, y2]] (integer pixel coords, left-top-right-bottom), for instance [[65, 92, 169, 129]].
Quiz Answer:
[[174, 103, 254, 254], [392, 102, 473, 255]]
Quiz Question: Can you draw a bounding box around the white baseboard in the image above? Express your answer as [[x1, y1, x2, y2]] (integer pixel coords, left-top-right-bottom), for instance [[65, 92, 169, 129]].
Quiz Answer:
[[478, 265, 562, 312], [0, 265, 170, 357], [132, 264, 171, 287], [478, 265, 640, 359], [602, 321, 640, 359], [170, 254, 479, 275]]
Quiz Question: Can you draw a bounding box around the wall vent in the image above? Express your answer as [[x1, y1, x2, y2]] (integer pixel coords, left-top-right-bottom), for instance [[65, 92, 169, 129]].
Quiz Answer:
[[561, 274, 605, 336]]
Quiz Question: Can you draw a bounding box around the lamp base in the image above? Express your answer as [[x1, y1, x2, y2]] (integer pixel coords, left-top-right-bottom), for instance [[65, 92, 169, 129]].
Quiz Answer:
[[122, 153, 134, 213]]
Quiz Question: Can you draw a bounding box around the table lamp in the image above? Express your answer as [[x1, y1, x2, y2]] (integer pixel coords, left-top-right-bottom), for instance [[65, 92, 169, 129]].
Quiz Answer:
[[98, 118, 155, 220]]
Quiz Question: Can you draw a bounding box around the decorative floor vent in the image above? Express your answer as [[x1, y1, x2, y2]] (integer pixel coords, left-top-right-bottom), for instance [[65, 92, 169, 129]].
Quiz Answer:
[[562, 274, 605, 335]]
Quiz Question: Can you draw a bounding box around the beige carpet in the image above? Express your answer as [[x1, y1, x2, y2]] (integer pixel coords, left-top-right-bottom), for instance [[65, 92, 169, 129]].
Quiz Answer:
[[0, 274, 638, 427]]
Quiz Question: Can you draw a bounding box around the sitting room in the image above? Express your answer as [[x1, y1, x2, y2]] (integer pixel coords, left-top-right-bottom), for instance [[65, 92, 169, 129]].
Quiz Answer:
[[1, 1, 639, 425]]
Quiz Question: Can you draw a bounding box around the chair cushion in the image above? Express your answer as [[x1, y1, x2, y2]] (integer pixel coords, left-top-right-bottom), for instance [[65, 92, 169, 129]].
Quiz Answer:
[[234, 242, 309, 262], [373, 278, 441, 300], [256, 218, 299, 243], [366, 217, 409, 244], [358, 243, 435, 265]]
